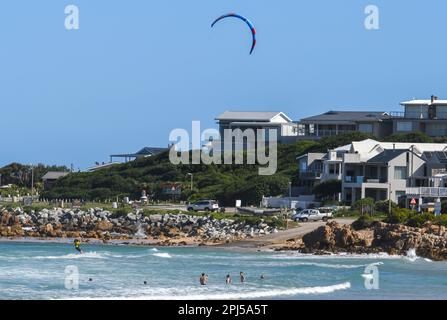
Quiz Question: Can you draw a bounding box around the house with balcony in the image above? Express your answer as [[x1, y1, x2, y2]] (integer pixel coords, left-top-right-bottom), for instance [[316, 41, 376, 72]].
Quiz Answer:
[[215, 111, 298, 151], [296, 95, 447, 140], [390, 96, 447, 137], [297, 111, 393, 139], [297, 144, 351, 196], [298, 138, 447, 206]]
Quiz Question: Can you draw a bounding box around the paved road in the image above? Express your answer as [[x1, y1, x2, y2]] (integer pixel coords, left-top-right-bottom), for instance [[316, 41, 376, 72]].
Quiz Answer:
[[218, 218, 355, 249]]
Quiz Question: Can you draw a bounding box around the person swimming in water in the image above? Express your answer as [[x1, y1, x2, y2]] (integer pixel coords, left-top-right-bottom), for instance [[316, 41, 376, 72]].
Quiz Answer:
[[226, 274, 232, 285], [73, 239, 83, 254], [199, 273, 208, 285], [240, 272, 246, 283]]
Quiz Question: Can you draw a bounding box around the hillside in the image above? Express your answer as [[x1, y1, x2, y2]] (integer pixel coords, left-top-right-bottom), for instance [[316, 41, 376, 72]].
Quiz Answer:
[[40, 132, 379, 206]]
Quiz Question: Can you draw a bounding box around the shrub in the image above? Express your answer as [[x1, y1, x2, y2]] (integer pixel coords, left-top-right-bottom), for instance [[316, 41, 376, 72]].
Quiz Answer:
[[353, 198, 375, 215], [406, 213, 435, 228], [384, 208, 412, 224], [374, 200, 397, 214], [351, 215, 375, 231], [111, 208, 129, 218], [434, 215, 447, 227]]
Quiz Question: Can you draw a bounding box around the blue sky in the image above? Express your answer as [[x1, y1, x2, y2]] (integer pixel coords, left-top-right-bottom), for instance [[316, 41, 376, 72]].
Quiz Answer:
[[0, 0, 446, 169]]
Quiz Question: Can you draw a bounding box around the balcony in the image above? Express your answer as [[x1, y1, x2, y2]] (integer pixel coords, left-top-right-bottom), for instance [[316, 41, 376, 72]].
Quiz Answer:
[[299, 171, 322, 179], [345, 176, 388, 184], [298, 129, 356, 138], [389, 111, 405, 118], [406, 187, 447, 197]]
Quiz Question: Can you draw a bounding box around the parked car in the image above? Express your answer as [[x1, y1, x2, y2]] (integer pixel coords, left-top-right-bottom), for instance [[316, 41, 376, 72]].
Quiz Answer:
[[292, 208, 333, 222], [187, 200, 219, 212]]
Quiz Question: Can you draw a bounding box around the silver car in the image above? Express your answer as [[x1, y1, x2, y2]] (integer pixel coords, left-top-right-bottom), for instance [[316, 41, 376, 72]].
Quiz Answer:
[[187, 200, 219, 212], [292, 208, 333, 222]]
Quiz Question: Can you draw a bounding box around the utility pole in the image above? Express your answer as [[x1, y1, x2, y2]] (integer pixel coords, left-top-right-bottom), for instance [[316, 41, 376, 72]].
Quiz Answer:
[[30, 164, 34, 197], [187, 173, 193, 191], [288, 181, 292, 209], [388, 182, 393, 216]]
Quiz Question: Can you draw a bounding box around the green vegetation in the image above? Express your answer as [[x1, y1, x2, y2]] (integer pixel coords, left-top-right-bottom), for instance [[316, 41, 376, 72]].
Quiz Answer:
[[0, 163, 70, 190], [4, 130, 446, 212], [30, 132, 372, 206]]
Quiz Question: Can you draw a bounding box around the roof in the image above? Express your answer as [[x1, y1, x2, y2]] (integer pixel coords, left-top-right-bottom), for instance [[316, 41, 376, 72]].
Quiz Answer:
[[111, 147, 168, 158], [85, 162, 120, 172], [401, 99, 447, 105], [296, 153, 325, 161], [423, 151, 447, 164], [135, 147, 167, 155], [41, 171, 69, 180], [349, 139, 447, 161], [367, 149, 408, 164], [216, 111, 292, 122], [300, 111, 390, 123]]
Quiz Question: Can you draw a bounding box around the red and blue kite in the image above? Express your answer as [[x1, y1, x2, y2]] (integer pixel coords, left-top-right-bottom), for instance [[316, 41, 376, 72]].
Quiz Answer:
[[211, 13, 257, 55]]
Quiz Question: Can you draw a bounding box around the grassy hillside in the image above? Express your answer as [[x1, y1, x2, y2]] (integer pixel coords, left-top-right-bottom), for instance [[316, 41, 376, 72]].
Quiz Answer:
[[40, 132, 377, 206]]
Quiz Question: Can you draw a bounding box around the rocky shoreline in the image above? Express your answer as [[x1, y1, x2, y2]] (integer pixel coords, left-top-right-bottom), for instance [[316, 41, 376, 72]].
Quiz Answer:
[[278, 220, 447, 261], [0, 207, 279, 246]]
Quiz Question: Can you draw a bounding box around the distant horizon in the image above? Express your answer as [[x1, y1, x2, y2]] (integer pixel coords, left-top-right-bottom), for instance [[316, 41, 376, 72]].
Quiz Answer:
[[1, 0, 446, 168]]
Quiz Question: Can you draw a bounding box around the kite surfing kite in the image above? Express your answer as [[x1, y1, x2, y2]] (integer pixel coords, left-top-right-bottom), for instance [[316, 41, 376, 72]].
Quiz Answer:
[[211, 13, 256, 55]]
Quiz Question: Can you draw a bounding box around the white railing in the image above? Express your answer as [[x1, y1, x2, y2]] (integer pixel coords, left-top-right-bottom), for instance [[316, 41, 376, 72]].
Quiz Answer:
[[406, 187, 447, 197]]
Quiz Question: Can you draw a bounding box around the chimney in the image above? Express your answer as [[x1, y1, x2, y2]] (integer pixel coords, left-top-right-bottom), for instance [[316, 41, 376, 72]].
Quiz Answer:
[[431, 95, 438, 103]]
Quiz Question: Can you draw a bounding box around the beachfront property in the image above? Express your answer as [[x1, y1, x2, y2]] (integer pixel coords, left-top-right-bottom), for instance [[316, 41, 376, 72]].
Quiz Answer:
[[110, 147, 168, 163], [41, 171, 70, 190], [296, 95, 447, 140], [298, 139, 447, 209], [215, 111, 298, 149]]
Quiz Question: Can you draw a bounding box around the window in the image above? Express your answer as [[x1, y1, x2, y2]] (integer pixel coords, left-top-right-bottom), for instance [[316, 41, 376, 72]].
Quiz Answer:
[[396, 121, 412, 132], [394, 166, 407, 180], [395, 191, 405, 199], [359, 123, 373, 133]]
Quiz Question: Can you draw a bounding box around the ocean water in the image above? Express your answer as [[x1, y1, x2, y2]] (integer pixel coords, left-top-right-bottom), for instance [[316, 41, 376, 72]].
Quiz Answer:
[[0, 242, 446, 300]]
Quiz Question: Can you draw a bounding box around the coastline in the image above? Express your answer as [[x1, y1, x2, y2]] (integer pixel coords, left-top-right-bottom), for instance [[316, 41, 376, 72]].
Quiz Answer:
[[0, 218, 356, 252]]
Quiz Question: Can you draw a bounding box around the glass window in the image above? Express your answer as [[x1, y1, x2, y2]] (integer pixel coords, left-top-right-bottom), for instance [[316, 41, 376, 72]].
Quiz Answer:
[[359, 124, 373, 133], [395, 191, 405, 199], [394, 166, 407, 180], [396, 122, 412, 132]]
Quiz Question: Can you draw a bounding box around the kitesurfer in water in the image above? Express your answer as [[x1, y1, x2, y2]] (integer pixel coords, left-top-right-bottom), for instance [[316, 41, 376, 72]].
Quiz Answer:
[[74, 239, 83, 254]]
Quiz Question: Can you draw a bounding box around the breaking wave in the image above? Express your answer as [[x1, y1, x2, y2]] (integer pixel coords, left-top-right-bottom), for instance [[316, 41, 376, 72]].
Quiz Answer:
[[74, 282, 351, 300], [32, 252, 105, 260], [152, 252, 172, 258]]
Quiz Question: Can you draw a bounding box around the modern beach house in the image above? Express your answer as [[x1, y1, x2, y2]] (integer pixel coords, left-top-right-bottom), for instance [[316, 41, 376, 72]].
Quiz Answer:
[[298, 139, 447, 209], [215, 111, 298, 149], [296, 95, 447, 140]]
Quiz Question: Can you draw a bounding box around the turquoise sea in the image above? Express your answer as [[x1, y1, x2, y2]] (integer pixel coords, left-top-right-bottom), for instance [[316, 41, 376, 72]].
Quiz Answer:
[[0, 242, 446, 300]]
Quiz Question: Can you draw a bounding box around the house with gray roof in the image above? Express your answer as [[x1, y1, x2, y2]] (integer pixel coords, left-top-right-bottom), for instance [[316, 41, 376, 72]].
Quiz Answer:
[[297, 95, 447, 140], [297, 110, 393, 139], [110, 147, 168, 163], [298, 139, 447, 211], [41, 171, 70, 190], [215, 111, 298, 148]]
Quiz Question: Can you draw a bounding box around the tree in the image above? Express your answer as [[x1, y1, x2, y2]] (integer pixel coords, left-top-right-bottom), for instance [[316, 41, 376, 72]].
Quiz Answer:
[[383, 132, 432, 143]]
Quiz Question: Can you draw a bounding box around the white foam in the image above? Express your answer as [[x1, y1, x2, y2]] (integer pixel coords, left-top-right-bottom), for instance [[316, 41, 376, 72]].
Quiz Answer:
[[150, 248, 159, 252], [152, 252, 172, 258], [72, 282, 351, 300], [32, 252, 105, 260]]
